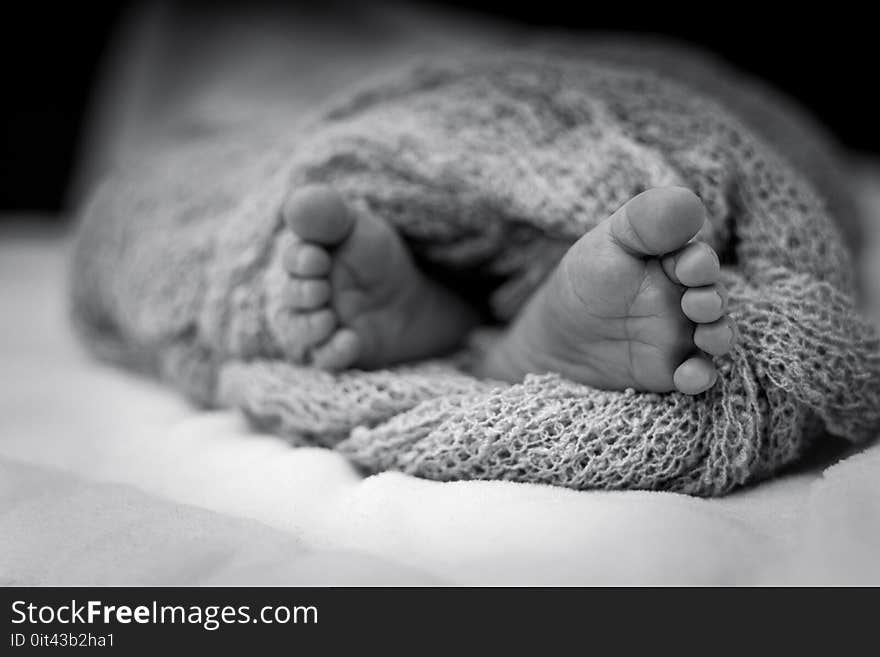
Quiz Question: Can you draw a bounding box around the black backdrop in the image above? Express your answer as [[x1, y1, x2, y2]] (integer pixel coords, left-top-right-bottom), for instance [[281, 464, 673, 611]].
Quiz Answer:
[[1, 0, 875, 216]]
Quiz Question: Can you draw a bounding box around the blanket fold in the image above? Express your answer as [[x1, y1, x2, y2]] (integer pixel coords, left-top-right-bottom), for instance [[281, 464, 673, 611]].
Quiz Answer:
[[71, 47, 880, 496]]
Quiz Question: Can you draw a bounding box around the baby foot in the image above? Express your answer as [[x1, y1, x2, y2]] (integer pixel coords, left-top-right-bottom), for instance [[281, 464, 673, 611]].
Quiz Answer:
[[278, 185, 479, 370], [482, 187, 736, 395]]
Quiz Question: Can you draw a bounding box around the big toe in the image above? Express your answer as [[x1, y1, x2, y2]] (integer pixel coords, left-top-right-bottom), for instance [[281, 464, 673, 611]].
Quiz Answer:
[[611, 187, 706, 257], [283, 185, 355, 246]]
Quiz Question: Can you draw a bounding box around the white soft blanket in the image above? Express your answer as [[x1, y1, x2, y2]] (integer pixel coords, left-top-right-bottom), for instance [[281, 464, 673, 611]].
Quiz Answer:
[[2, 218, 879, 585]]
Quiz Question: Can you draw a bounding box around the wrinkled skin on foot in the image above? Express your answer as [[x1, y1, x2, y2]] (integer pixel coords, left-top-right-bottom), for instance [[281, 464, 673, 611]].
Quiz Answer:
[[482, 187, 736, 394], [280, 185, 735, 395], [278, 185, 480, 369]]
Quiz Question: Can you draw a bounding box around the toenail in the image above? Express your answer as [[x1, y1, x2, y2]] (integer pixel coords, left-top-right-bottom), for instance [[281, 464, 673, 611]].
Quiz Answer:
[[694, 365, 717, 390], [720, 326, 733, 350], [707, 244, 719, 267], [705, 368, 718, 388]]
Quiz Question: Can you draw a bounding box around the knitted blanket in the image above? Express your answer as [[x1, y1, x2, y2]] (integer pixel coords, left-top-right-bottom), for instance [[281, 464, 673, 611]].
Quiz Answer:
[[71, 48, 880, 496]]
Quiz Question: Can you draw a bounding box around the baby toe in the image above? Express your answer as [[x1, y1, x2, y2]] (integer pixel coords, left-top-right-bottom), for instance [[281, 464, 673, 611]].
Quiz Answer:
[[283, 242, 332, 277], [681, 285, 727, 323], [663, 241, 720, 287], [694, 317, 737, 356], [283, 185, 354, 246], [310, 328, 361, 371], [612, 187, 706, 256], [289, 308, 337, 347], [673, 356, 718, 395], [283, 279, 331, 310]]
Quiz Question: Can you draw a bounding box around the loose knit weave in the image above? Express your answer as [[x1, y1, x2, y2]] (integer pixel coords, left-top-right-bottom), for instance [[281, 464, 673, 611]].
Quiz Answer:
[[71, 50, 880, 496]]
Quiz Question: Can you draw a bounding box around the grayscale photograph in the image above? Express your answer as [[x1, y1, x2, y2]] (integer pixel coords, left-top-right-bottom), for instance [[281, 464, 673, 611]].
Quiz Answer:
[[1, 0, 878, 611]]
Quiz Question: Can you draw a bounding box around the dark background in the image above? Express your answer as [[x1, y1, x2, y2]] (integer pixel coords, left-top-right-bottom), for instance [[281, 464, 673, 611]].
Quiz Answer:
[[1, 1, 876, 217]]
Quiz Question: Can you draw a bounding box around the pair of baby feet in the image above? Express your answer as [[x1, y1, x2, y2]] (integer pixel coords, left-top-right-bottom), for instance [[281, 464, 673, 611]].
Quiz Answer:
[[278, 185, 736, 395]]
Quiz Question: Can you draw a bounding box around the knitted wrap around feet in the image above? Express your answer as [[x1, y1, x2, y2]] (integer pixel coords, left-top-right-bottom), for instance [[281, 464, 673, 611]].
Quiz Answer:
[[71, 50, 880, 496]]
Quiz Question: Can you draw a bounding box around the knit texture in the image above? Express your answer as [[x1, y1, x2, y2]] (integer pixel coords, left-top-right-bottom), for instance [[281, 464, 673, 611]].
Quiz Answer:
[[71, 50, 880, 496]]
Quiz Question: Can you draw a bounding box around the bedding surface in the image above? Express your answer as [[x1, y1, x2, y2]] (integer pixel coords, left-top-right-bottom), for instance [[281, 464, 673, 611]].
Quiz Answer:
[[2, 219, 879, 584], [4, 3, 880, 585]]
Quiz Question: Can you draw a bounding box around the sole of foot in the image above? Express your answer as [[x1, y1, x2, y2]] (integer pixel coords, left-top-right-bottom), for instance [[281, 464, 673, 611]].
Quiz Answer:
[[482, 186, 736, 395], [275, 185, 480, 370]]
